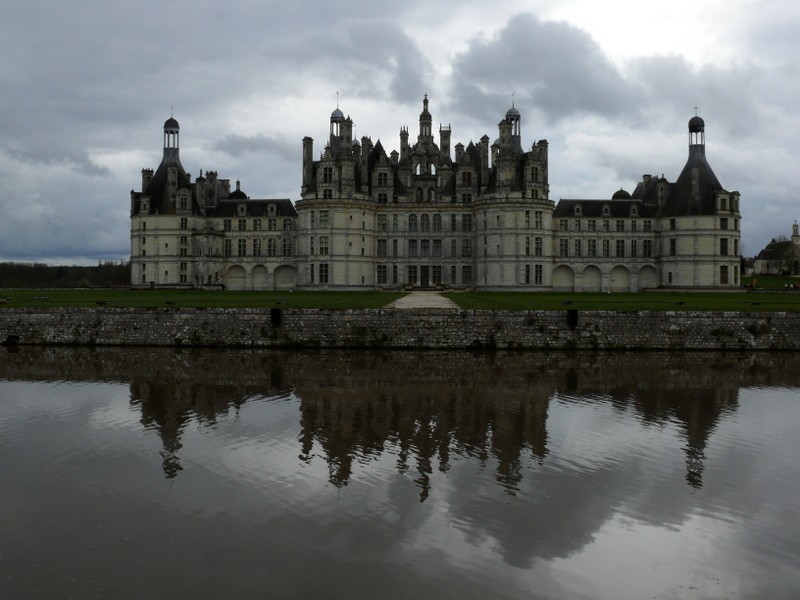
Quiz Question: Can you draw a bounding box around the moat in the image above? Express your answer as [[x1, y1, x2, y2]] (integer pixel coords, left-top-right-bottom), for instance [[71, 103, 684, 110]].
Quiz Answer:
[[1, 347, 799, 599]]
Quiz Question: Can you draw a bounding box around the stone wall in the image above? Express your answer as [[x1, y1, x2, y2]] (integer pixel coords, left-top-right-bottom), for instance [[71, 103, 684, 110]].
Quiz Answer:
[[2, 307, 799, 350]]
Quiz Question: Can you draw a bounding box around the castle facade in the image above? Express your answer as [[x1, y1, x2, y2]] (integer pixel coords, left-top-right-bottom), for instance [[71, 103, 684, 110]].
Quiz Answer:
[[130, 98, 742, 291]]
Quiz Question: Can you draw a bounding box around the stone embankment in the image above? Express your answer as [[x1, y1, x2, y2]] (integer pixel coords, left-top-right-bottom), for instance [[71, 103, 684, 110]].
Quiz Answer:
[[1, 307, 799, 350]]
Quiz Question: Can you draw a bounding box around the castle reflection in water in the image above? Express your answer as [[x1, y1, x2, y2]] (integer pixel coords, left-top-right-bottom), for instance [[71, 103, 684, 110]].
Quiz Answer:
[[5, 346, 795, 498]]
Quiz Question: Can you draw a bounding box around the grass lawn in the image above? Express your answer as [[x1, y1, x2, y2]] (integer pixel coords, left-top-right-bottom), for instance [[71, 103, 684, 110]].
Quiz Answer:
[[0, 289, 406, 309], [444, 291, 800, 312]]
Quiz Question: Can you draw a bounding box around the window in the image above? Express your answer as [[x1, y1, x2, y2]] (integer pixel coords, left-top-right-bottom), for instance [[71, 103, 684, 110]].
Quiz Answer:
[[531, 166, 539, 182], [462, 193, 472, 204], [319, 263, 329, 283], [409, 214, 418, 232], [534, 264, 543, 285], [616, 240, 625, 257], [535, 211, 543, 229], [253, 219, 262, 231], [224, 239, 232, 257], [179, 197, 188, 211], [525, 237, 531, 256], [180, 217, 188, 230], [392, 239, 398, 257], [450, 214, 457, 231], [670, 238, 676, 256], [237, 239, 246, 257], [432, 265, 442, 285], [378, 171, 388, 186], [322, 189, 333, 199], [450, 239, 457, 257], [310, 236, 315, 255], [720, 265, 729, 285], [433, 214, 442, 232], [267, 238, 277, 257], [631, 221, 637, 233], [616, 220, 625, 232], [310, 211, 316, 228], [559, 219, 568, 231], [602, 219, 610, 232], [319, 211, 329, 227], [407, 266, 418, 285], [461, 171, 472, 186], [643, 240, 653, 258], [252, 239, 262, 257], [588, 219, 596, 231], [378, 192, 388, 203], [462, 266, 472, 285], [282, 238, 292, 257], [392, 265, 398, 284], [720, 238, 728, 256], [377, 239, 387, 257], [378, 215, 388, 232], [462, 215, 472, 232], [720, 218, 729, 230], [309, 264, 314, 283], [670, 218, 676, 230], [408, 239, 418, 257], [323, 167, 333, 183], [432, 239, 442, 257], [268, 218, 277, 231], [525, 264, 531, 284], [588, 239, 597, 257], [238, 219, 246, 232], [421, 239, 430, 257], [525, 211, 531, 228], [559, 239, 568, 258], [377, 265, 387, 284], [643, 220, 652, 232], [602, 239, 610, 257], [574, 239, 582, 257], [462, 239, 472, 257], [574, 219, 581, 231], [421, 214, 430, 232], [535, 237, 543, 257], [630, 240, 637, 258], [283, 219, 292, 231], [179, 247, 187, 257], [392, 214, 399, 232], [734, 239, 739, 255], [319, 236, 329, 255]]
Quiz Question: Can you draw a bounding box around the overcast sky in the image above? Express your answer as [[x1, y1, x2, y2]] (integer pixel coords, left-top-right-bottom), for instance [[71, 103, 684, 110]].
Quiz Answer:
[[1, 0, 798, 264]]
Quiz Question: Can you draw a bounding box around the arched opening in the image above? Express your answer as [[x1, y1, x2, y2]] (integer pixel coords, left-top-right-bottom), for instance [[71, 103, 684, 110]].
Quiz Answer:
[[552, 265, 574, 291], [225, 265, 246, 291], [581, 265, 602, 292], [610, 265, 630, 292], [274, 265, 297, 290], [252, 265, 269, 290]]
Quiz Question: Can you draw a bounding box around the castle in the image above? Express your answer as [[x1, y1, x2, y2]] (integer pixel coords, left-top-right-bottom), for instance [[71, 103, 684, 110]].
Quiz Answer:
[[130, 98, 742, 291]]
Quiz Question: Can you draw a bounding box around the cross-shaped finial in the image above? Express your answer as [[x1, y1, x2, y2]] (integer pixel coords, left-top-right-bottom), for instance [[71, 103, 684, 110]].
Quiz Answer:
[[512, 91, 516, 108], [693, 105, 699, 116]]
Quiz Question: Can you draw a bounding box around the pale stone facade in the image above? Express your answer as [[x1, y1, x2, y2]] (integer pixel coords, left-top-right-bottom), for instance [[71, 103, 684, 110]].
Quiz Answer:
[[753, 222, 800, 276], [130, 102, 742, 291]]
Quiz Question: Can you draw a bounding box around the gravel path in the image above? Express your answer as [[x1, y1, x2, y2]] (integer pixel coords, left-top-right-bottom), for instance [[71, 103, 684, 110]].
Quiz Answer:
[[387, 291, 459, 309]]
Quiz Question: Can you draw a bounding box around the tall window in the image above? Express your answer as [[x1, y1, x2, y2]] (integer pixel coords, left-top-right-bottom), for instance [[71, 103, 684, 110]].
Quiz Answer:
[[319, 211, 329, 227], [462, 215, 472, 232], [462, 266, 472, 285], [237, 239, 246, 257], [432, 239, 442, 257], [283, 219, 292, 231], [282, 238, 292, 257], [319, 236, 329, 255], [643, 240, 653, 257], [409, 214, 418, 232], [720, 238, 729, 256], [525, 237, 531, 256], [670, 239, 676, 256], [323, 167, 333, 183], [224, 219, 232, 231], [602, 239, 610, 257], [559, 239, 568, 258], [525, 211, 531, 228], [462, 239, 472, 257], [267, 238, 277, 257], [720, 265, 729, 285], [377, 239, 387, 257], [377, 265, 388, 284], [377, 215, 387, 232], [432, 214, 442, 232], [252, 239, 262, 257], [408, 239, 418, 257], [616, 239, 625, 257], [461, 171, 472, 186], [535, 237, 543, 257], [534, 211, 543, 229], [238, 219, 246, 232], [643, 220, 652, 232], [420, 214, 430, 232], [616, 220, 625, 232], [268, 218, 277, 231], [588, 239, 597, 257], [224, 239, 232, 257], [534, 264, 543, 285], [421, 239, 430, 257], [180, 217, 188, 230], [253, 219, 262, 231], [574, 239, 582, 257], [319, 263, 329, 283], [378, 171, 388, 186]]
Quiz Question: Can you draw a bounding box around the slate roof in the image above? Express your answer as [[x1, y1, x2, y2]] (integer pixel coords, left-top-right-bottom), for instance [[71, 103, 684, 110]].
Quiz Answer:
[[660, 145, 725, 217]]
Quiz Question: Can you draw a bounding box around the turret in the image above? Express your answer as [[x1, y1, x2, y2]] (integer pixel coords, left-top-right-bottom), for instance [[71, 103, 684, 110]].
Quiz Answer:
[[439, 125, 451, 160], [302, 137, 314, 190]]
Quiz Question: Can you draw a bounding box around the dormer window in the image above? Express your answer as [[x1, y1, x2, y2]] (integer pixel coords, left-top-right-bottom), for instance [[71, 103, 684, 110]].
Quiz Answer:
[[630, 205, 638, 217], [238, 204, 246, 216], [141, 201, 148, 213], [269, 204, 276, 215], [574, 205, 582, 216], [602, 204, 610, 216]]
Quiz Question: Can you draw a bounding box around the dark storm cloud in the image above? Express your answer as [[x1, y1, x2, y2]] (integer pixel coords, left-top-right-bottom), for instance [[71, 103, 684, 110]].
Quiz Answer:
[[267, 18, 433, 104], [449, 13, 640, 123]]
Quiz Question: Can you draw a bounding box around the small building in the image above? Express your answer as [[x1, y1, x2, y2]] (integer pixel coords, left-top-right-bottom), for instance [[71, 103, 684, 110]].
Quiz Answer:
[[753, 223, 800, 276]]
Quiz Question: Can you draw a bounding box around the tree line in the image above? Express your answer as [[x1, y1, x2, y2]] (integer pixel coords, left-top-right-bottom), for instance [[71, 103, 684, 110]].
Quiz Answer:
[[0, 261, 131, 288]]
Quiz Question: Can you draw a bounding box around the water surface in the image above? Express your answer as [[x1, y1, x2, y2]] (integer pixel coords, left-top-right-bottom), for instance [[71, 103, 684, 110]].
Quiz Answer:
[[1, 348, 798, 599]]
